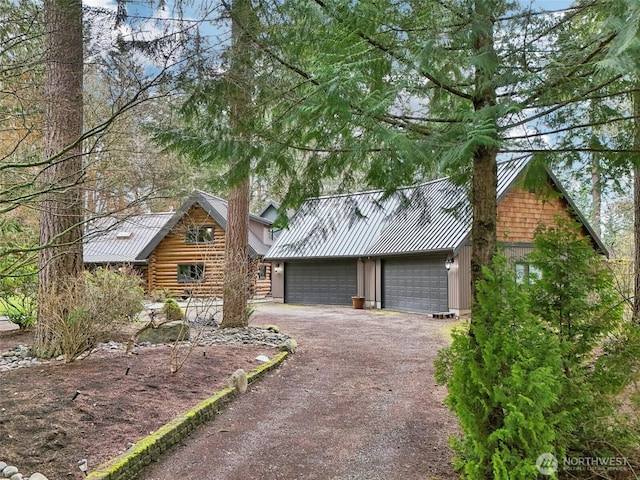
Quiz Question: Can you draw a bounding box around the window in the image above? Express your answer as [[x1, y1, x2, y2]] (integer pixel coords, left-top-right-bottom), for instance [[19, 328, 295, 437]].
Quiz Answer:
[[257, 264, 267, 279], [186, 226, 214, 244], [515, 262, 542, 285], [178, 264, 205, 283]]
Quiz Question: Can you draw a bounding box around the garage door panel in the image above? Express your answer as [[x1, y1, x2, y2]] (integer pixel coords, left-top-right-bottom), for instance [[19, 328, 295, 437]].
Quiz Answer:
[[383, 257, 448, 313], [285, 260, 357, 306]]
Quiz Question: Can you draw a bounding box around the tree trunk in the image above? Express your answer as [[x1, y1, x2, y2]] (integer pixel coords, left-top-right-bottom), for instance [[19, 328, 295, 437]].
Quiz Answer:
[[222, 178, 251, 327], [633, 87, 640, 325], [221, 0, 253, 328], [591, 154, 602, 238], [469, 3, 499, 308], [33, 0, 84, 358], [468, 5, 501, 478]]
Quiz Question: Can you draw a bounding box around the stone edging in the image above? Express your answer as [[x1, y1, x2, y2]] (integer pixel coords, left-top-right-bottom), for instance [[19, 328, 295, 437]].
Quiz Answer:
[[85, 350, 291, 480]]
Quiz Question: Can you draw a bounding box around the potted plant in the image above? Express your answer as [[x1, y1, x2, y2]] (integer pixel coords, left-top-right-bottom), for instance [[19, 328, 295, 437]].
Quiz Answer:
[[351, 295, 365, 309]]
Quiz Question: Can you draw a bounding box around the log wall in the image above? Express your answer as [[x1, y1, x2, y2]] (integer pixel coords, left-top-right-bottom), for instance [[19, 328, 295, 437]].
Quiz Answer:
[[148, 206, 272, 298]]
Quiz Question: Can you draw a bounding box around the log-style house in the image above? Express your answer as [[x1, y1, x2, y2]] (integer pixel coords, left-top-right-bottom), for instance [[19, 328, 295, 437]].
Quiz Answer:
[[84, 190, 274, 299]]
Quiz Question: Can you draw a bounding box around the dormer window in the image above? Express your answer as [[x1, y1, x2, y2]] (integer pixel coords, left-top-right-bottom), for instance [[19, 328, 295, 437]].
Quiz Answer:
[[186, 226, 214, 244]]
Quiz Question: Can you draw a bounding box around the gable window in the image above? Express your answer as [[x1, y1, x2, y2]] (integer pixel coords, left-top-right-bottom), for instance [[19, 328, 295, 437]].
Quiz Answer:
[[515, 262, 542, 285], [186, 226, 214, 244], [178, 264, 205, 283]]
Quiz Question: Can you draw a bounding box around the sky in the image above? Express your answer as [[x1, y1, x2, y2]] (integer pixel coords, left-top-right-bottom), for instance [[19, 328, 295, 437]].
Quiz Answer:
[[524, 0, 574, 10], [84, 0, 578, 14]]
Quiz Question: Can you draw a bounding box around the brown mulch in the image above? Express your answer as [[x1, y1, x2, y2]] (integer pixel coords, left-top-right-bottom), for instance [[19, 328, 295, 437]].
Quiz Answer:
[[0, 326, 277, 480]]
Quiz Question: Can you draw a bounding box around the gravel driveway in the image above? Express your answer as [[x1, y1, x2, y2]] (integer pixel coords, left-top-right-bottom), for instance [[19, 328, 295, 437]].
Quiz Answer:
[[139, 303, 460, 480]]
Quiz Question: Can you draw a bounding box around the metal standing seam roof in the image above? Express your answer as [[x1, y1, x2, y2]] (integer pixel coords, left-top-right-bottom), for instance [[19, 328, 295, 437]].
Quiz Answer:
[[134, 190, 273, 261], [83, 213, 173, 264], [264, 189, 399, 259], [84, 190, 275, 264], [265, 156, 532, 260]]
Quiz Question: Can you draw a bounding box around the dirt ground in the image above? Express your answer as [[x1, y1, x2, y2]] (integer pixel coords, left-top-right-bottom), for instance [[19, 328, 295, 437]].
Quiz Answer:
[[0, 305, 460, 480], [141, 304, 460, 480], [0, 323, 279, 479]]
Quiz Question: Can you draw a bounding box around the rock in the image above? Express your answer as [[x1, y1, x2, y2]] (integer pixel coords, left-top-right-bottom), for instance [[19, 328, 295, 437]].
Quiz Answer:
[[136, 321, 190, 344], [255, 354, 270, 363], [278, 338, 298, 353], [0, 464, 6, 473], [228, 369, 248, 393], [2, 466, 19, 477], [28, 474, 49, 480], [10, 473, 23, 480]]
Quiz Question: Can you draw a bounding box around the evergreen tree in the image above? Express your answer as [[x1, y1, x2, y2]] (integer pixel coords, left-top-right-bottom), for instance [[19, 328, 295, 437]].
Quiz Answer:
[[33, 0, 85, 358], [436, 255, 563, 479], [437, 222, 640, 478]]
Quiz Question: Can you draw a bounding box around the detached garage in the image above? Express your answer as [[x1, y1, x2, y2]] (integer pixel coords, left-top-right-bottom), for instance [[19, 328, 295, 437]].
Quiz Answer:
[[383, 257, 448, 313], [284, 260, 357, 306], [266, 157, 607, 315]]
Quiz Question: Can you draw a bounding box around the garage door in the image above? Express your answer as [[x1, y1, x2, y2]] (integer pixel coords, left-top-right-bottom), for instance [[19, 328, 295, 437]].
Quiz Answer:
[[383, 257, 448, 313], [285, 260, 357, 305]]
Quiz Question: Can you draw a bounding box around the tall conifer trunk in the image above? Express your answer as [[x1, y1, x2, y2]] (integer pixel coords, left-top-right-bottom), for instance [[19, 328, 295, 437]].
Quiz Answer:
[[221, 0, 252, 328], [591, 155, 602, 237], [468, 4, 501, 478], [469, 1, 499, 308], [633, 88, 640, 325], [33, 0, 84, 358]]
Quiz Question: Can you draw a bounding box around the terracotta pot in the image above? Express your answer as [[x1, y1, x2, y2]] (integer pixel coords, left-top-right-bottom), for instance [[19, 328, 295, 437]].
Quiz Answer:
[[351, 296, 365, 309]]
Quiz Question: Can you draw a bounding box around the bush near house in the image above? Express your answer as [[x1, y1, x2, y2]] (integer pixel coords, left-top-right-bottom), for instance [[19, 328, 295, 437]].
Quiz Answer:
[[436, 220, 640, 479], [161, 298, 184, 321]]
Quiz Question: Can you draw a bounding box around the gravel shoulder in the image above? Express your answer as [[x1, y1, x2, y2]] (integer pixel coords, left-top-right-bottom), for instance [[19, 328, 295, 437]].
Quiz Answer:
[[140, 303, 460, 480]]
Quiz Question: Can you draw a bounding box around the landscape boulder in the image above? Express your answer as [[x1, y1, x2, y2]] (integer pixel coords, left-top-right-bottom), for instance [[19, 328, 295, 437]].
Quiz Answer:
[[136, 321, 190, 344]]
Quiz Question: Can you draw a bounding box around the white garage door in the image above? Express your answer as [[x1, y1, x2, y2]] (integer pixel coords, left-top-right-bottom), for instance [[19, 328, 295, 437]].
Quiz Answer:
[[383, 256, 448, 313]]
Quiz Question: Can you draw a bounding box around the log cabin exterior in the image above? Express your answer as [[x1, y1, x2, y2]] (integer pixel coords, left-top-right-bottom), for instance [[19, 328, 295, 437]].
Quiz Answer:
[[84, 190, 274, 299], [266, 157, 608, 315]]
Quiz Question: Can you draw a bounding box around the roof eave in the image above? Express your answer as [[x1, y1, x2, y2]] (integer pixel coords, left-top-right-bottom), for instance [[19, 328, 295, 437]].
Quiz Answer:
[[544, 166, 610, 258]]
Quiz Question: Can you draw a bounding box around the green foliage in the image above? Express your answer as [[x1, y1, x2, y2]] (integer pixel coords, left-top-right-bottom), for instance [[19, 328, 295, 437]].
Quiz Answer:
[[161, 298, 184, 321], [0, 253, 37, 330], [436, 255, 563, 479], [437, 221, 640, 478], [528, 220, 640, 460], [45, 268, 146, 362]]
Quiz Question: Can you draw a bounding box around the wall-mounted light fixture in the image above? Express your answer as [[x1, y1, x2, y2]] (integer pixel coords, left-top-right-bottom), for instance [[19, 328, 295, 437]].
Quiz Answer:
[[445, 258, 454, 271], [274, 263, 281, 274]]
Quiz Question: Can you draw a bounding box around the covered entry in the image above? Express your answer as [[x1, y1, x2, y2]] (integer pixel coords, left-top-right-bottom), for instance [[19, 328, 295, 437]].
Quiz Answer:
[[284, 260, 357, 306], [383, 256, 448, 313]]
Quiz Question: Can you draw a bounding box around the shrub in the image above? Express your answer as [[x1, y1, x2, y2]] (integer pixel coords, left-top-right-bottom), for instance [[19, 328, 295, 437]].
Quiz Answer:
[[161, 298, 184, 321], [44, 268, 145, 362], [436, 255, 563, 479], [528, 221, 640, 464], [0, 258, 37, 330], [437, 220, 640, 479], [147, 288, 172, 303]]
